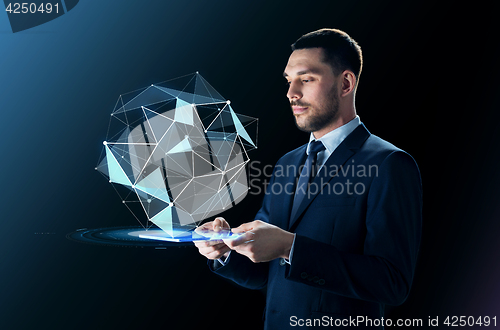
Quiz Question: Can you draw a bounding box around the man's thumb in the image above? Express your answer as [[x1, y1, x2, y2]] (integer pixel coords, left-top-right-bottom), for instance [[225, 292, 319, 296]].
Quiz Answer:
[[231, 221, 254, 233], [213, 217, 229, 231]]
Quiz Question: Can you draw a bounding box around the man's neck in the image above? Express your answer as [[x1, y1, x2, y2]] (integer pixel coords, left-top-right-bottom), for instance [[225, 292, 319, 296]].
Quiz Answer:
[[313, 112, 357, 139]]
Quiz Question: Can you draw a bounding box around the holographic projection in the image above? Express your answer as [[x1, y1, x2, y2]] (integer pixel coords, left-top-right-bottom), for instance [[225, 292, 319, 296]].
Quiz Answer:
[[95, 73, 258, 241]]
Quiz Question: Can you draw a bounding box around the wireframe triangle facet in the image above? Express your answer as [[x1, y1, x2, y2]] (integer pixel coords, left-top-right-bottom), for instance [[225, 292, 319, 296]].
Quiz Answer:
[[121, 85, 177, 112], [174, 99, 194, 126], [134, 168, 170, 203], [229, 105, 256, 147], [167, 137, 192, 154], [105, 145, 133, 187], [149, 206, 174, 237]]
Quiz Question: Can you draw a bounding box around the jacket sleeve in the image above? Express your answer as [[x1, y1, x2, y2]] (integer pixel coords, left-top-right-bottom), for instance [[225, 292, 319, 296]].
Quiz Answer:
[[284, 151, 422, 305], [208, 251, 269, 290], [207, 160, 280, 289]]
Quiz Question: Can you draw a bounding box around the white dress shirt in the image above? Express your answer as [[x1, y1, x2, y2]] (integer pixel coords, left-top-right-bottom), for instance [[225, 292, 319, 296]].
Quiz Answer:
[[307, 115, 361, 172]]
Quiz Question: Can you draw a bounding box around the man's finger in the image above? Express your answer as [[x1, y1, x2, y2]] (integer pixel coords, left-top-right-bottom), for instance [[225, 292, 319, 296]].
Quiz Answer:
[[198, 242, 228, 254], [213, 217, 230, 232], [213, 217, 223, 231], [206, 246, 231, 259], [194, 221, 215, 236], [231, 221, 256, 233], [223, 231, 254, 248], [194, 239, 225, 248]]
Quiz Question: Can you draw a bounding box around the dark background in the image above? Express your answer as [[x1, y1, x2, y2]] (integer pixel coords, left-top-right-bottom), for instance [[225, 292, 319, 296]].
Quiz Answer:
[[0, 1, 498, 329]]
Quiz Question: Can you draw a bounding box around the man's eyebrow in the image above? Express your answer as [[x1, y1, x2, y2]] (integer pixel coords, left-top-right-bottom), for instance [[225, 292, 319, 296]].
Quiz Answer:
[[283, 69, 320, 77]]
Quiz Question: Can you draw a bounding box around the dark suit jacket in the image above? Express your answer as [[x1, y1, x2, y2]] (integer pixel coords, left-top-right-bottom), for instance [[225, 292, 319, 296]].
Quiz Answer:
[[210, 124, 422, 329]]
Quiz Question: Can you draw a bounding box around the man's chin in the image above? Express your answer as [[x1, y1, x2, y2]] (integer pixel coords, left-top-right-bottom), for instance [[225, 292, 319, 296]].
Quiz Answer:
[[294, 118, 314, 133]]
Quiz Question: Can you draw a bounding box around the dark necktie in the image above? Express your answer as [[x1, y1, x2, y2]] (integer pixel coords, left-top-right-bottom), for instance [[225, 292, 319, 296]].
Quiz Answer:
[[291, 140, 326, 219]]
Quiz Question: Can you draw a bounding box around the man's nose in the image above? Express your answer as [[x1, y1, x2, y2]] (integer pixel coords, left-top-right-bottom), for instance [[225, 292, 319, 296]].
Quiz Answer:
[[287, 80, 302, 101]]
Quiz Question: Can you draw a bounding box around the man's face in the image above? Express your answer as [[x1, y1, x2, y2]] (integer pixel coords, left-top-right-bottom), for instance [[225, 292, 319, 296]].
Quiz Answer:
[[284, 48, 339, 134]]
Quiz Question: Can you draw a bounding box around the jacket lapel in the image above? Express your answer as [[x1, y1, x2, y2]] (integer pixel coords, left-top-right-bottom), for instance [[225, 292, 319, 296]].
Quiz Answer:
[[288, 124, 371, 231], [273, 146, 307, 230]]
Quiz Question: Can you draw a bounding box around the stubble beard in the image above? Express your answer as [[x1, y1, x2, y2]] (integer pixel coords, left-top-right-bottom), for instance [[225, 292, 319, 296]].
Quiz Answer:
[[291, 83, 339, 133]]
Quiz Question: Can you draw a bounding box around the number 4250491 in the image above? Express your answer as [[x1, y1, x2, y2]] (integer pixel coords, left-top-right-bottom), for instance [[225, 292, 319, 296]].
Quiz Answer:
[[5, 3, 59, 14]]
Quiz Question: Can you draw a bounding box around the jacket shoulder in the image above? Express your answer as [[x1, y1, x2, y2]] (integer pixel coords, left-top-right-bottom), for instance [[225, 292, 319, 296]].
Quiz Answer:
[[276, 143, 307, 165], [361, 134, 420, 171]]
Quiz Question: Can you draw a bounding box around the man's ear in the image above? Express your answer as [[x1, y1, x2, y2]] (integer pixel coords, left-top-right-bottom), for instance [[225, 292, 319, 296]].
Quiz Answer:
[[340, 70, 356, 97]]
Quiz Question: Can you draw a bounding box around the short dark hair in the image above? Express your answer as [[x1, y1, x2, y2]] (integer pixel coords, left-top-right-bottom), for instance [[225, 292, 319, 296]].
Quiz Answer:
[[291, 28, 363, 85]]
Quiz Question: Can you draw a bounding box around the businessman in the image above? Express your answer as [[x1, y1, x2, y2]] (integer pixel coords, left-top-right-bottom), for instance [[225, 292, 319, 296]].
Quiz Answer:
[[195, 28, 422, 329]]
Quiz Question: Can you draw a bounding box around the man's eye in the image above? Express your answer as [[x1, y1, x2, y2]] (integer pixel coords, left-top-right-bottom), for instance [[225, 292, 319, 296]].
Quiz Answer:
[[302, 79, 310, 83]]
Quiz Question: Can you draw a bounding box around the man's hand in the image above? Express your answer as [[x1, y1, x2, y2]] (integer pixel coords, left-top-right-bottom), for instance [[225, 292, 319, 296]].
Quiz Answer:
[[223, 220, 295, 263], [194, 217, 231, 260]]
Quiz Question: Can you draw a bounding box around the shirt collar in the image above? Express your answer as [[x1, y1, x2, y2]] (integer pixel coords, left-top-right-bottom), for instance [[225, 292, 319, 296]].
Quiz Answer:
[[306, 116, 361, 155]]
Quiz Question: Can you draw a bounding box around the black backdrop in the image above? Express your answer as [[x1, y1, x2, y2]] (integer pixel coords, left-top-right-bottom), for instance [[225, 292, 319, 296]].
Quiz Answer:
[[0, 1, 498, 329]]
